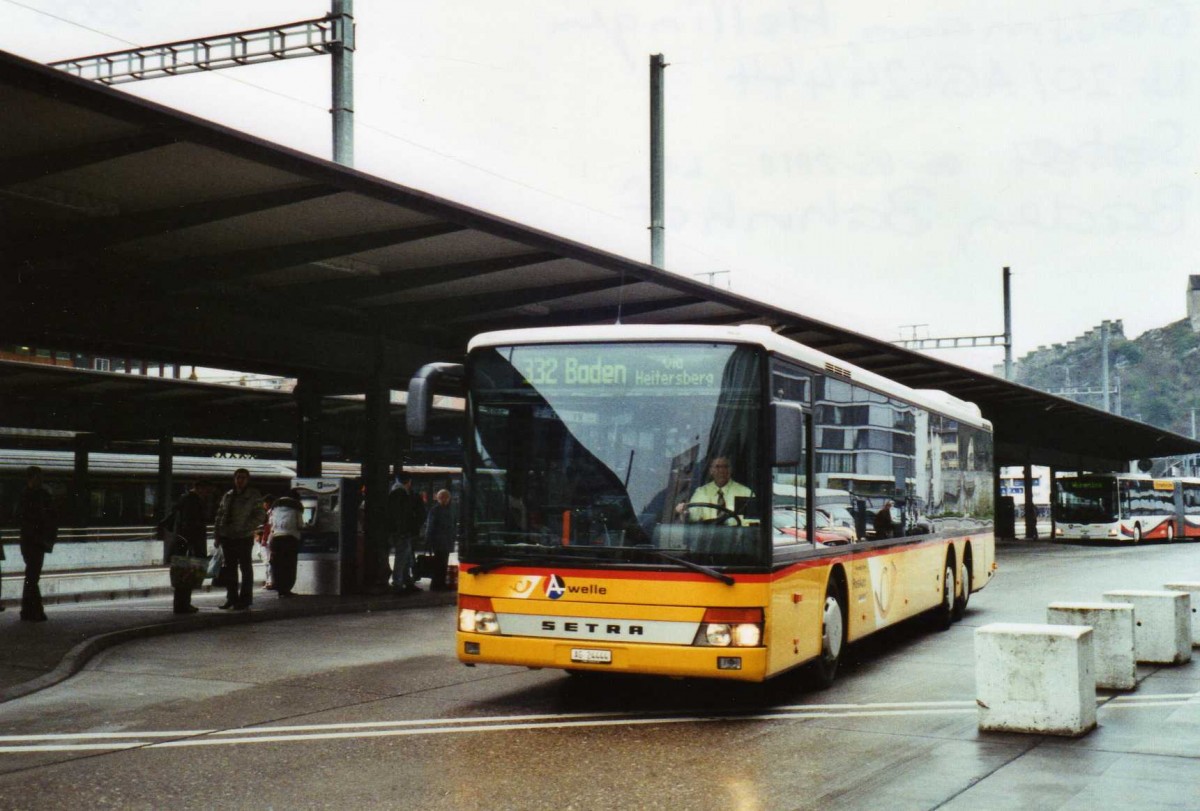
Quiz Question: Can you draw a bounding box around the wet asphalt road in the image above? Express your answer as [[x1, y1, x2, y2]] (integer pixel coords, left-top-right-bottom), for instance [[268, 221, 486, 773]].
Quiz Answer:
[[0, 539, 1198, 810]]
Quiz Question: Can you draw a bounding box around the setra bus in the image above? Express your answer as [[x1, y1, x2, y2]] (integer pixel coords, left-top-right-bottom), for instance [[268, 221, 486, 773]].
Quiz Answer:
[[408, 325, 995, 683], [1053, 473, 1178, 542]]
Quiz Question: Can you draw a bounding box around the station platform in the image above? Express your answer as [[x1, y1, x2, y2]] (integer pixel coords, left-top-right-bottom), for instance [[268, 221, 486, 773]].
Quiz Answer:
[[0, 573, 457, 704]]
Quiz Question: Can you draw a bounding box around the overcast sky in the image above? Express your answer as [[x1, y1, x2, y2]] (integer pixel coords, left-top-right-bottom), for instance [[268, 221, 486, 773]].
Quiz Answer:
[[3, 1, 1196, 374]]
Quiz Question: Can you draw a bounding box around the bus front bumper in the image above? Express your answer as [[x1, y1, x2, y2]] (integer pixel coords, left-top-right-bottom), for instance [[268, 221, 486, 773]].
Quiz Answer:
[[457, 633, 770, 682]]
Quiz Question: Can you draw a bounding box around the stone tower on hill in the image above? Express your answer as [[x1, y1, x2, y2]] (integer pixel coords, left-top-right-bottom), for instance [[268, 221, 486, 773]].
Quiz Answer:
[[1188, 276, 1200, 333]]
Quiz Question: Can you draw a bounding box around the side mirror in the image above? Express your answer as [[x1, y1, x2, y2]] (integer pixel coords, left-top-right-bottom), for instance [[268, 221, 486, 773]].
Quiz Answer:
[[406, 362, 464, 437], [772, 401, 806, 467]]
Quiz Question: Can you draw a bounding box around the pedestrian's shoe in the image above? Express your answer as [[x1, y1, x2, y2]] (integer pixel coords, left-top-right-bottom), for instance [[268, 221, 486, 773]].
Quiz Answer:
[[219, 601, 235, 610], [233, 602, 251, 611], [174, 606, 200, 615], [263, 582, 275, 590]]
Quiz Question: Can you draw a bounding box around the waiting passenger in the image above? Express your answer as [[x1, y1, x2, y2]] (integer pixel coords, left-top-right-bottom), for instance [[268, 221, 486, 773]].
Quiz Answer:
[[214, 468, 265, 611], [17, 465, 55, 622], [158, 478, 215, 614], [874, 500, 895, 539], [268, 490, 303, 598]]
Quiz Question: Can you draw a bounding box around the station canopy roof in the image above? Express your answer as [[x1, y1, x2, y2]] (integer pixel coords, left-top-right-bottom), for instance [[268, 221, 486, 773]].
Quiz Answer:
[[2, 48, 1196, 471], [0, 358, 455, 455]]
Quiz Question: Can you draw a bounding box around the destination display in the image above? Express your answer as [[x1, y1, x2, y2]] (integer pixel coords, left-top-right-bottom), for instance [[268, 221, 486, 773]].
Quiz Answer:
[[510, 344, 732, 391]]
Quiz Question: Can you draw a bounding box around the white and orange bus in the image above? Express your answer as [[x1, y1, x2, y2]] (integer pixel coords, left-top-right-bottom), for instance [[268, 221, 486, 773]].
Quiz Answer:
[[1053, 473, 1177, 542], [408, 325, 996, 684]]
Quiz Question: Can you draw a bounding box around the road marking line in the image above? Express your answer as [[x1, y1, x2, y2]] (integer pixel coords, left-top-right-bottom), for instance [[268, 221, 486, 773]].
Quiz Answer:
[[0, 692, 1194, 754], [0, 730, 214, 741]]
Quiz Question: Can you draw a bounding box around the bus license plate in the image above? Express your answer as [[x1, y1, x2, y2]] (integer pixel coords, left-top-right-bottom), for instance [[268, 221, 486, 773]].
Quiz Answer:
[[570, 648, 612, 665]]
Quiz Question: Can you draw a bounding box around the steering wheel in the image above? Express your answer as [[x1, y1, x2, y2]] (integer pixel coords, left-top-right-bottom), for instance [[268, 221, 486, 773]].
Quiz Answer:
[[681, 502, 743, 526]]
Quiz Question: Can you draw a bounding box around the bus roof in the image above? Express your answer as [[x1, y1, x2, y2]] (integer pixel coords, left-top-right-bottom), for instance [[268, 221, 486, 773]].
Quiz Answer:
[[469, 324, 991, 430]]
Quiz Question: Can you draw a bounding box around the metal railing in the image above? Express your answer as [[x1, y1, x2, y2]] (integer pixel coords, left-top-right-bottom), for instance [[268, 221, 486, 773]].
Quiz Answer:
[[50, 18, 338, 85]]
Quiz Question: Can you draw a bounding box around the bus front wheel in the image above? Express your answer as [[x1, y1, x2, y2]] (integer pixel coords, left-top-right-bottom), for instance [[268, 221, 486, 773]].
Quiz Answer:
[[1133, 523, 1143, 543], [1167, 523, 1175, 542], [810, 582, 846, 689]]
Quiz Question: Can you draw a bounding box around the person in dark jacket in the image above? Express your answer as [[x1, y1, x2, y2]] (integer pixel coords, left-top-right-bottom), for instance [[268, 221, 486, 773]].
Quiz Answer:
[[874, 500, 895, 540], [387, 475, 426, 594], [17, 466, 55, 622], [422, 489, 455, 591], [214, 468, 265, 610], [158, 479, 214, 614]]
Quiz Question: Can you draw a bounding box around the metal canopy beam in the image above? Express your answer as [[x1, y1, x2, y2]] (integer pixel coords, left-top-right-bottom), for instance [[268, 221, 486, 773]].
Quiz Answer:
[[277, 251, 562, 301], [45, 222, 467, 295], [462, 294, 710, 335], [0, 131, 177, 187], [3, 184, 339, 269], [407, 277, 631, 322]]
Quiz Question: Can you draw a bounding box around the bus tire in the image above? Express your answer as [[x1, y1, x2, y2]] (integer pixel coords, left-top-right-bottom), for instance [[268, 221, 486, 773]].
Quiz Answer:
[[1167, 523, 1175, 542], [810, 576, 846, 689], [1133, 523, 1142, 543], [953, 556, 971, 621], [933, 556, 955, 631]]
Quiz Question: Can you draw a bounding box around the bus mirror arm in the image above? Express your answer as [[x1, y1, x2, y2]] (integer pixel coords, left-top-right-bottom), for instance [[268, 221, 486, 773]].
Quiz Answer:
[[772, 401, 806, 467], [406, 362, 464, 437]]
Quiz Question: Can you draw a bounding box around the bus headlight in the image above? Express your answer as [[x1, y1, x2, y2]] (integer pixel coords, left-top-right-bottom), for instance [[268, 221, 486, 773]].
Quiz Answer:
[[705, 623, 733, 646], [459, 596, 500, 634], [733, 622, 762, 647], [695, 608, 763, 647]]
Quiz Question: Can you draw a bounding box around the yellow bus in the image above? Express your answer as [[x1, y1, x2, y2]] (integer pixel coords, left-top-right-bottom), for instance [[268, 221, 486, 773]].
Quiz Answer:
[[407, 325, 995, 684]]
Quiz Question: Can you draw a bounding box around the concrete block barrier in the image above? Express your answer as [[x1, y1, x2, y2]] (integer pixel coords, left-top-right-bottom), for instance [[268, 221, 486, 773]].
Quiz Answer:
[[1047, 602, 1137, 690], [1103, 590, 1192, 665], [975, 623, 1096, 737], [1164, 583, 1200, 647]]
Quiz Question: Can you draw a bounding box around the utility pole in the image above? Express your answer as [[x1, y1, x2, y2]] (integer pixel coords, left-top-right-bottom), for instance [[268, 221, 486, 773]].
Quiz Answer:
[[892, 267, 1014, 380], [649, 53, 666, 268], [51, 2, 355, 166], [330, 0, 355, 167], [1101, 320, 1111, 413], [1003, 267, 1013, 380]]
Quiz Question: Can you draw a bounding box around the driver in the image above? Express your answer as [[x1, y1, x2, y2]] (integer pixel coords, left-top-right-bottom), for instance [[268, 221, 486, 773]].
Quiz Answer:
[[677, 456, 755, 522]]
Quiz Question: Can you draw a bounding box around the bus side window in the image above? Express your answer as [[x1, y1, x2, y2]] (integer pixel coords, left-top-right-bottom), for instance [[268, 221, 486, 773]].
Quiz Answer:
[[771, 362, 810, 545]]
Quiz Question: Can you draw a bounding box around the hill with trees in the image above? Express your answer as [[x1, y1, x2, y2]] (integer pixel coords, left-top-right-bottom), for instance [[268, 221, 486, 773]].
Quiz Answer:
[[1013, 318, 1200, 439]]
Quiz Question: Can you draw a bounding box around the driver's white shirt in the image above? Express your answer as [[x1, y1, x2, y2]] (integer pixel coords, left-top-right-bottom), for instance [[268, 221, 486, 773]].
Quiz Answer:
[[686, 480, 754, 521]]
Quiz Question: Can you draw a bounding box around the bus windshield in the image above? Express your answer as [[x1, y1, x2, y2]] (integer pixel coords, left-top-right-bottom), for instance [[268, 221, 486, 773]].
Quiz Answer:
[[1055, 478, 1117, 523], [467, 342, 766, 568]]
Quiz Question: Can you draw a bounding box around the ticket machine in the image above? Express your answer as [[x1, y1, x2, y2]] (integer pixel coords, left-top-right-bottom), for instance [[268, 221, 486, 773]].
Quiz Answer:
[[292, 477, 362, 595]]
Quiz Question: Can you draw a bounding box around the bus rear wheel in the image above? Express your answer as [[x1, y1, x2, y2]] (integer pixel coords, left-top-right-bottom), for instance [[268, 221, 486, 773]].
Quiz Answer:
[[953, 559, 971, 621], [1133, 523, 1143, 543], [810, 582, 845, 689], [1167, 523, 1175, 542], [933, 558, 955, 631]]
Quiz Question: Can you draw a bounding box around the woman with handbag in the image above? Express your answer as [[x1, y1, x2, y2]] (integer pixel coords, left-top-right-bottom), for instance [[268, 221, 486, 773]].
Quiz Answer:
[[158, 479, 215, 614]]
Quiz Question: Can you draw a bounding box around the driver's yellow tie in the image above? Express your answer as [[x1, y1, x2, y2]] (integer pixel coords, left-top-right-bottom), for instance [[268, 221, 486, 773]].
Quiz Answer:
[[716, 490, 725, 509]]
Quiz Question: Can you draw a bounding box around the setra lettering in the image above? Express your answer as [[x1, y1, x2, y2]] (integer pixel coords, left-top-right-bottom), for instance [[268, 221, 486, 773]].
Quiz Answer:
[[538, 620, 646, 636]]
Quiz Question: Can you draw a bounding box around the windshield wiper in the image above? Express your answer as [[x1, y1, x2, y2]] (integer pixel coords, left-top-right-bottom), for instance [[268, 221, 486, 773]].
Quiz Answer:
[[632, 548, 735, 586]]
